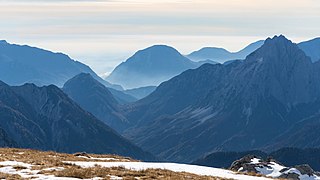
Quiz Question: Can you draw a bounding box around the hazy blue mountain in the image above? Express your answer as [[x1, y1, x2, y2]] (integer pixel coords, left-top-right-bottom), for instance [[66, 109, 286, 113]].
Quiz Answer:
[[187, 40, 264, 63], [193, 148, 320, 171], [0, 40, 122, 90], [0, 80, 154, 161], [106, 45, 198, 89], [298, 38, 320, 62], [124, 86, 157, 100], [63, 73, 129, 132], [108, 88, 137, 104], [123, 35, 320, 162]]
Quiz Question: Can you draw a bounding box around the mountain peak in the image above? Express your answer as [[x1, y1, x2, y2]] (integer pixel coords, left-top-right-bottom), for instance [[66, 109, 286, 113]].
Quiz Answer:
[[72, 72, 93, 80], [138, 45, 181, 56], [64, 73, 103, 90], [265, 35, 291, 44], [248, 35, 305, 62], [0, 40, 8, 44]]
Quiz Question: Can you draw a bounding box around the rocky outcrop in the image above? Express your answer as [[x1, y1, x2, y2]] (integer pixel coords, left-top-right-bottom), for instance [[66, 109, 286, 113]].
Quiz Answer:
[[231, 156, 320, 180]]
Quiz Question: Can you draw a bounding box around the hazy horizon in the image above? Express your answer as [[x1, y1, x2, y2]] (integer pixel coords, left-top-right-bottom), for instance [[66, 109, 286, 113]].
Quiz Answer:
[[0, 0, 319, 76]]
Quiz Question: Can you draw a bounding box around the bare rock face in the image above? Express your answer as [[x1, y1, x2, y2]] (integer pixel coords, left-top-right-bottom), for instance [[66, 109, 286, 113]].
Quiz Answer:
[[0, 80, 155, 161], [123, 35, 320, 162], [230, 156, 320, 180]]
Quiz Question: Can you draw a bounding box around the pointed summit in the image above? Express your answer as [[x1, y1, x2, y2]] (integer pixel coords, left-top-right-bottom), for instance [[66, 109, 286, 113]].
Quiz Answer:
[[246, 35, 310, 65], [63, 73, 129, 132]]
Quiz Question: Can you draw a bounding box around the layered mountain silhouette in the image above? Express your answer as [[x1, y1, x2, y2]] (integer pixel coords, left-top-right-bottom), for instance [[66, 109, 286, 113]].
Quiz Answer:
[[0, 40, 138, 104], [123, 35, 320, 162], [0, 40, 121, 89], [0, 81, 154, 160], [124, 86, 157, 99], [63, 73, 129, 132], [106, 45, 198, 89], [188, 38, 320, 63], [187, 40, 265, 63]]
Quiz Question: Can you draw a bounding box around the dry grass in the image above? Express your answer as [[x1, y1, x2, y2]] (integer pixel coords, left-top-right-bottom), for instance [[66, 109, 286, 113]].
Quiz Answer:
[[51, 165, 225, 180], [0, 172, 24, 180], [0, 148, 234, 180]]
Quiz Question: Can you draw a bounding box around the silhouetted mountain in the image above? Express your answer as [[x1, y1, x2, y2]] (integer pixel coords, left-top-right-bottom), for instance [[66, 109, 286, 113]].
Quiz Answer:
[[193, 148, 320, 172], [124, 86, 157, 100], [123, 35, 320, 162], [187, 40, 264, 63], [0, 40, 122, 90], [108, 88, 137, 104], [0, 80, 154, 161], [106, 45, 198, 89], [298, 38, 320, 62], [63, 73, 129, 132]]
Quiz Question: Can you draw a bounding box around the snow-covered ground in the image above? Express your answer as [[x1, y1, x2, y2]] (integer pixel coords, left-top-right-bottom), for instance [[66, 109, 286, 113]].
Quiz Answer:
[[239, 158, 320, 180], [64, 161, 273, 180], [0, 161, 113, 180]]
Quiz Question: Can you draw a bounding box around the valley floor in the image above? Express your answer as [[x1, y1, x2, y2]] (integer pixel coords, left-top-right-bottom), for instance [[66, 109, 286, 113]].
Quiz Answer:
[[0, 148, 272, 180]]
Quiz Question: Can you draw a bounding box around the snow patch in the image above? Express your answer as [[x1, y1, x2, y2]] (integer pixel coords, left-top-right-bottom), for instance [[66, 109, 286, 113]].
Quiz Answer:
[[64, 161, 272, 180]]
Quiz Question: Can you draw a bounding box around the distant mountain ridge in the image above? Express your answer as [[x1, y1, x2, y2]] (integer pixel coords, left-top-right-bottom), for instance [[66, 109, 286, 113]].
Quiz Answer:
[[122, 35, 320, 162], [124, 86, 157, 99], [188, 38, 320, 63], [187, 40, 265, 63], [106, 45, 199, 89], [0, 80, 154, 161], [0, 40, 121, 89], [0, 40, 140, 104]]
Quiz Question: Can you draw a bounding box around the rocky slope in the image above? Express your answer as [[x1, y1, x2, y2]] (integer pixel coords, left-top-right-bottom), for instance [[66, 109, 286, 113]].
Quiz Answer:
[[0, 81, 154, 161], [63, 73, 129, 132], [123, 35, 320, 162]]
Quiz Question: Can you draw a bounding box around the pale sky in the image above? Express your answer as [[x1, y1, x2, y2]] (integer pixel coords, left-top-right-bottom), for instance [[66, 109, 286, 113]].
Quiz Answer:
[[0, 0, 319, 76]]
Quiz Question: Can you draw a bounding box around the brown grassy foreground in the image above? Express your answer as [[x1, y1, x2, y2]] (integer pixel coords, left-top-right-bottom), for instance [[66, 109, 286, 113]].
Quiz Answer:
[[0, 148, 232, 180]]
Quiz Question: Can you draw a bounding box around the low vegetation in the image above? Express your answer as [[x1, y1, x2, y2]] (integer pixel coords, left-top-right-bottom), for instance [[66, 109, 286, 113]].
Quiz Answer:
[[0, 148, 231, 180]]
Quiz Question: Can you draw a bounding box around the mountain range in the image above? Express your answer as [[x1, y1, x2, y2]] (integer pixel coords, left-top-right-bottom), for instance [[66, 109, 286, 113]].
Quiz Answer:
[[187, 38, 320, 63], [187, 40, 265, 63], [0, 40, 137, 104], [106, 38, 320, 89], [106, 45, 198, 89], [0, 80, 154, 161], [122, 35, 320, 162], [1, 35, 320, 167]]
